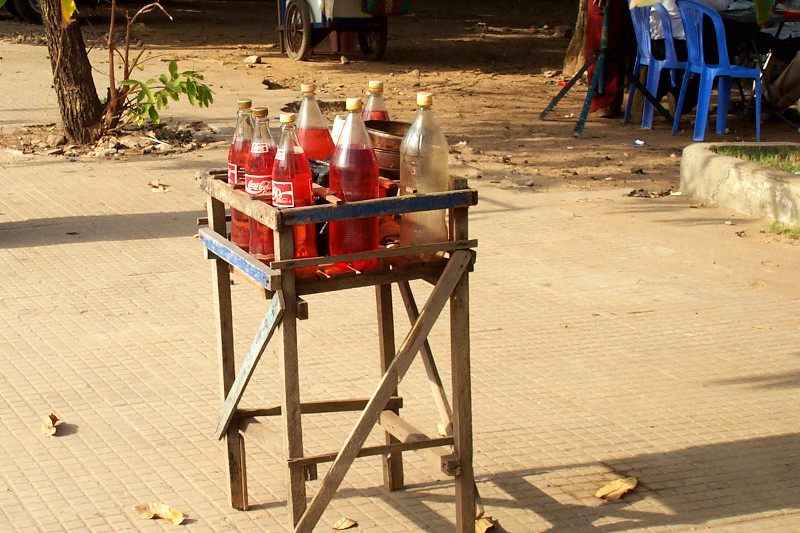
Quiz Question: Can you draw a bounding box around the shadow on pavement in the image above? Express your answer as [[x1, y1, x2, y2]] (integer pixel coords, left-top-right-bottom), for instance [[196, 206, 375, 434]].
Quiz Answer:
[[0, 210, 204, 248]]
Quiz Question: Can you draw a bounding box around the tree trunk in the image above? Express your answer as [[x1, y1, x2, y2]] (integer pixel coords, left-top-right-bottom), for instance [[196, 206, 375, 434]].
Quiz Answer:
[[563, 0, 589, 76], [41, 0, 103, 145]]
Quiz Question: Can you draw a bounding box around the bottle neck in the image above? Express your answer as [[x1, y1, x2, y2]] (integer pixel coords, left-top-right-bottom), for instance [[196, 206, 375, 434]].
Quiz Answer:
[[235, 109, 254, 139], [253, 117, 273, 144]]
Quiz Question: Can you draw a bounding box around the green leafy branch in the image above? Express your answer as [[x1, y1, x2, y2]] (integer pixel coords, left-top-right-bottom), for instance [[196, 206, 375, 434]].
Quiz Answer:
[[120, 60, 213, 126]]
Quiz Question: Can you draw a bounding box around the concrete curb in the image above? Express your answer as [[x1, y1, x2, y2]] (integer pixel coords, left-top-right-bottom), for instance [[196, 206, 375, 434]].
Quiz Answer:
[[680, 142, 800, 225]]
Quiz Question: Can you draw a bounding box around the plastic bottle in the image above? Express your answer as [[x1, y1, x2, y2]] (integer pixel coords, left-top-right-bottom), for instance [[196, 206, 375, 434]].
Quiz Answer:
[[399, 92, 451, 257], [272, 112, 319, 278], [296, 82, 335, 161], [245, 106, 278, 265], [362, 80, 390, 122], [228, 98, 254, 252], [329, 98, 380, 271]]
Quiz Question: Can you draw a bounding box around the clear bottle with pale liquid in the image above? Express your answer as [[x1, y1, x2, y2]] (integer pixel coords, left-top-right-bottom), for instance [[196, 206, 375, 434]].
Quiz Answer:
[[245, 107, 278, 264], [227, 98, 255, 251], [399, 92, 451, 259]]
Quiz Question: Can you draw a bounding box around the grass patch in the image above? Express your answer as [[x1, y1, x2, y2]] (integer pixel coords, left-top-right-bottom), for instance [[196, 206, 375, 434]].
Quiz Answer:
[[715, 146, 800, 175], [767, 221, 800, 240]]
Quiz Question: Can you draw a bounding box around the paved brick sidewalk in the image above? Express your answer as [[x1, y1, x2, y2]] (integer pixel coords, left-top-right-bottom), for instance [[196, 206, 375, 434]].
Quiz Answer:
[[2, 41, 800, 533]]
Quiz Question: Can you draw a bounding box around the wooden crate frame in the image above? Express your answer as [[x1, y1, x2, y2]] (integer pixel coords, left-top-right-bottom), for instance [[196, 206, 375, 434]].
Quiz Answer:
[[198, 171, 479, 532]]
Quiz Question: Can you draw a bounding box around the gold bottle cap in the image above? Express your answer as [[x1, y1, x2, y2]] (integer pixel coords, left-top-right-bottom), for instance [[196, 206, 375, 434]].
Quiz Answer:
[[417, 92, 433, 106], [368, 80, 384, 93], [300, 82, 316, 94], [280, 112, 296, 124], [346, 98, 363, 111], [252, 106, 269, 118], [237, 99, 252, 109]]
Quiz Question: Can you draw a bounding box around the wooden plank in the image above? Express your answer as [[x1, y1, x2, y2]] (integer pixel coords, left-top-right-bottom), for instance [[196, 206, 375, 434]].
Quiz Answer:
[[235, 397, 403, 419], [376, 284, 403, 491], [312, 184, 342, 204], [378, 411, 459, 476], [196, 214, 231, 225], [450, 207, 476, 532], [270, 239, 477, 270], [239, 418, 317, 481], [199, 227, 280, 291], [200, 173, 280, 229], [239, 434, 249, 511], [278, 189, 478, 226], [207, 196, 246, 510], [398, 280, 454, 437], [295, 261, 447, 296], [274, 226, 307, 527], [289, 436, 453, 468], [294, 250, 472, 533], [214, 294, 285, 439], [296, 298, 309, 321]]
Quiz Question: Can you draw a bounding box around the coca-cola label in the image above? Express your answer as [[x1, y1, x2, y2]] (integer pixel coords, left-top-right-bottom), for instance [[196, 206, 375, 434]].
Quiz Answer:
[[272, 181, 294, 207], [245, 173, 271, 196], [236, 166, 246, 184], [251, 142, 269, 153], [275, 148, 286, 161], [227, 162, 237, 184]]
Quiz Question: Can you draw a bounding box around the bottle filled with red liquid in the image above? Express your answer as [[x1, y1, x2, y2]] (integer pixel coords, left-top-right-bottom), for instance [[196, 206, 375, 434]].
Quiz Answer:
[[362, 80, 390, 122], [329, 98, 380, 272], [272, 112, 319, 278], [245, 106, 277, 265], [227, 98, 254, 252], [296, 82, 335, 161]]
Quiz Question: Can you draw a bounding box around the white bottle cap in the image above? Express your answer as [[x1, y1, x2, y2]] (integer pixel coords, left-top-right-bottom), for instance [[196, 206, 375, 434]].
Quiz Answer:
[[300, 82, 316, 94], [280, 112, 296, 123], [346, 98, 363, 111], [417, 92, 433, 106], [368, 80, 384, 93]]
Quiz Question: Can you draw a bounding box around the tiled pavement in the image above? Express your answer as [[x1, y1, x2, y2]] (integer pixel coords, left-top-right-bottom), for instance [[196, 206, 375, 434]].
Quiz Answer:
[[2, 43, 800, 533]]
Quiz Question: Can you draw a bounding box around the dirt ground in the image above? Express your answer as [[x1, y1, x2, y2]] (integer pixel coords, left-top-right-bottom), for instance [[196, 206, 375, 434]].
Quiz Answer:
[[1, 0, 800, 194]]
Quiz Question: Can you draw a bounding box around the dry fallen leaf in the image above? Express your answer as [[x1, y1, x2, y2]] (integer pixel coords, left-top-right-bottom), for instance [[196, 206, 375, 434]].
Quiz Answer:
[[41, 413, 59, 436], [332, 517, 357, 530], [133, 502, 185, 525], [595, 477, 637, 501], [133, 503, 155, 519], [475, 515, 495, 532]]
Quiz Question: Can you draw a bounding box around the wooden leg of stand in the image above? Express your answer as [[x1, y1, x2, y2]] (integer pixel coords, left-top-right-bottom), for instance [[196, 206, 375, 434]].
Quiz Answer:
[[275, 228, 307, 527], [376, 284, 403, 491], [207, 197, 246, 510], [450, 206, 475, 532]]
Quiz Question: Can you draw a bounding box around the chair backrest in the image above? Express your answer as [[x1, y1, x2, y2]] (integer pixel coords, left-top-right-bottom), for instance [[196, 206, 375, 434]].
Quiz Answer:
[[677, 0, 731, 68], [629, 4, 654, 62]]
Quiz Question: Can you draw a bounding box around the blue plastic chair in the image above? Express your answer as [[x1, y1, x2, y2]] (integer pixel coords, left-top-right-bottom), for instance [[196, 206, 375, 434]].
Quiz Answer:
[[673, 0, 761, 141], [625, 2, 686, 129]]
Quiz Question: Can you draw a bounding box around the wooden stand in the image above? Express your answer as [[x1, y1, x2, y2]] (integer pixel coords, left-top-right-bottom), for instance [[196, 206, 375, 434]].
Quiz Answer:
[[198, 172, 479, 532]]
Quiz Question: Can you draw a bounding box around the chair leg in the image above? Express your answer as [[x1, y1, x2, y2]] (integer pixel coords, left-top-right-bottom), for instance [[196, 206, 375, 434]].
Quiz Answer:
[[754, 77, 762, 142], [624, 64, 641, 125], [716, 76, 732, 135], [673, 71, 691, 136], [642, 64, 661, 130], [694, 74, 715, 142]]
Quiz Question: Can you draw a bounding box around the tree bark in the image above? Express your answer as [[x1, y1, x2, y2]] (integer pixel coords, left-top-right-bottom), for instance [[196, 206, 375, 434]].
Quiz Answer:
[[563, 0, 589, 76], [41, 0, 103, 145]]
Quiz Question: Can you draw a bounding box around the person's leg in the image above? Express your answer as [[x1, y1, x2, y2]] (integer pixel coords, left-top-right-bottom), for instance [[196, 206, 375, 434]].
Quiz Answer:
[[772, 51, 800, 109]]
